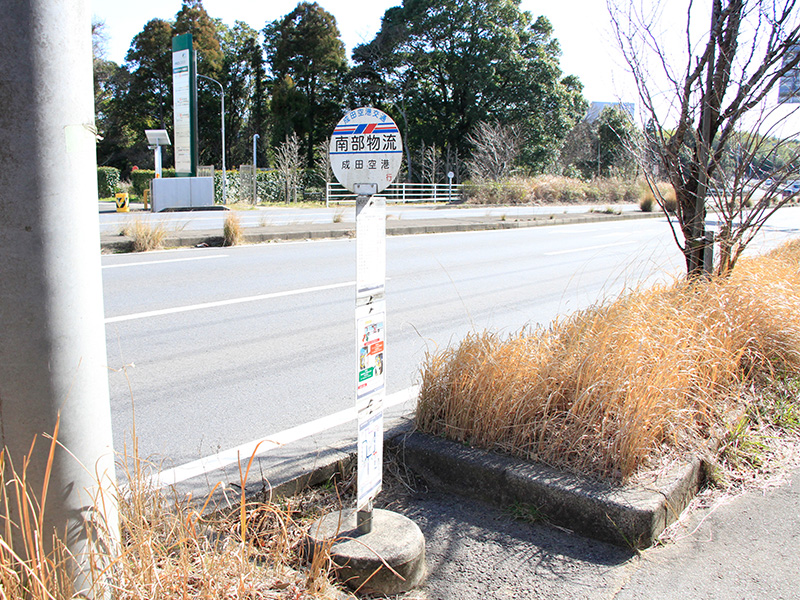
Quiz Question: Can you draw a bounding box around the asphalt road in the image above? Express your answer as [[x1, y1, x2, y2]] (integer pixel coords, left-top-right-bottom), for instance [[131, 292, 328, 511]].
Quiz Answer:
[[101, 210, 800, 474]]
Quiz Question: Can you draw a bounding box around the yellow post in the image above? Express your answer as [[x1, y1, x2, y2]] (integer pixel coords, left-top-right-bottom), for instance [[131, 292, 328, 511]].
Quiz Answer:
[[115, 192, 129, 212], [143, 189, 149, 210]]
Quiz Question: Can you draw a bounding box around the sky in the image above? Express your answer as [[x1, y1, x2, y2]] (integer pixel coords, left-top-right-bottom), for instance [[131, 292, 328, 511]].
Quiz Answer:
[[89, 0, 637, 106], [89, 0, 800, 135]]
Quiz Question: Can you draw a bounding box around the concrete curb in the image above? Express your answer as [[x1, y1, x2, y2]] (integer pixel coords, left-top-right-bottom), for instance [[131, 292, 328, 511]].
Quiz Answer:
[[100, 211, 664, 252], [390, 431, 706, 549], [175, 413, 705, 551], [165, 414, 417, 515]]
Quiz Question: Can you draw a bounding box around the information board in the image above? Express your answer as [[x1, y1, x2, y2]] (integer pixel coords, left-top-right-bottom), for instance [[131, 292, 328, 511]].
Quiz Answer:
[[172, 34, 197, 176]]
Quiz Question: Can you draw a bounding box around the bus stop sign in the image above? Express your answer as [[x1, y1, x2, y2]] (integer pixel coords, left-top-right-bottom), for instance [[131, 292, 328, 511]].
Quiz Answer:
[[329, 107, 403, 195]]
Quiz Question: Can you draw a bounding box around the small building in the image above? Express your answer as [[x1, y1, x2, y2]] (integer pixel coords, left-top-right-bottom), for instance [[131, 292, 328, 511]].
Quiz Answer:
[[585, 101, 636, 123]]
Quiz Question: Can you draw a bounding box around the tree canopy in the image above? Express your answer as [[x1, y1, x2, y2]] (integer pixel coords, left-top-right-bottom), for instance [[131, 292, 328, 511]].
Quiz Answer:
[[349, 0, 586, 178], [94, 0, 587, 183], [264, 2, 347, 167]]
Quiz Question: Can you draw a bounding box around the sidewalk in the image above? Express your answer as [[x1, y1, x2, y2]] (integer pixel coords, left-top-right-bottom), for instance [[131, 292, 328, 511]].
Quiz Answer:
[[379, 456, 800, 600]]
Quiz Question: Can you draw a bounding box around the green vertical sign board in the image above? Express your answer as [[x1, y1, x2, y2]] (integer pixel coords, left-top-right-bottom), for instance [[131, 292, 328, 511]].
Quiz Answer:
[[172, 33, 198, 176]]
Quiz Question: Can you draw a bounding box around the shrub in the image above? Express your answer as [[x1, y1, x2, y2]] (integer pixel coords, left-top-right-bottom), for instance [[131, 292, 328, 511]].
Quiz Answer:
[[463, 177, 536, 204], [257, 170, 288, 203], [214, 170, 238, 204], [97, 166, 120, 198], [463, 176, 649, 206], [532, 175, 585, 202], [129, 169, 176, 197], [203, 168, 324, 204]]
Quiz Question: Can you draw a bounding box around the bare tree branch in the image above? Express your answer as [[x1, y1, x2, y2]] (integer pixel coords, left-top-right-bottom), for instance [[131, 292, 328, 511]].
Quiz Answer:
[[610, 0, 800, 276], [465, 121, 524, 181], [275, 132, 302, 204]]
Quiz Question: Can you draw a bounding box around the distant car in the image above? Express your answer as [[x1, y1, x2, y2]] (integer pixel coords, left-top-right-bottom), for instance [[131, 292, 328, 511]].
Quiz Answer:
[[782, 181, 800, 198]]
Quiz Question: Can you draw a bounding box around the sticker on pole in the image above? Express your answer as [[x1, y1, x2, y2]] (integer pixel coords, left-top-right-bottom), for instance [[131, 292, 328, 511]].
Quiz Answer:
[[356, 301, 385, 410], [329, 107, 403, 194], [357, 407, 383, 509]]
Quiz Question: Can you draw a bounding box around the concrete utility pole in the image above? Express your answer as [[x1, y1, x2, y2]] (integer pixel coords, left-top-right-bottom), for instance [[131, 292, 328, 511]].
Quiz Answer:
[[0, 0, 118, 594]]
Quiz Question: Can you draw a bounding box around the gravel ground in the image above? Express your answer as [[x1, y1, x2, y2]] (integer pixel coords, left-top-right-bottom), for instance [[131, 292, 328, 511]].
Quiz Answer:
[[361, 459, 800, 600], [378, 487, 635, 600]]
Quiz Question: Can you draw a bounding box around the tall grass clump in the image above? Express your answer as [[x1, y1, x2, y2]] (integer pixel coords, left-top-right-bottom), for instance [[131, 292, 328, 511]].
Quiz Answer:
[[108, 448, 330, 599], [417, 239, 800, 481], [120, 219, 168, 252], [0, 422, 342, 599], [640, 182, 677, 213], [0, 434, 80, 599], [223, 211, 243, 246]]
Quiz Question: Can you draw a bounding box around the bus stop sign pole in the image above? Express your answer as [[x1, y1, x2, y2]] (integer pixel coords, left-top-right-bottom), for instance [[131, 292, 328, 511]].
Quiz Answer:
[[329, 108, 403, 532]]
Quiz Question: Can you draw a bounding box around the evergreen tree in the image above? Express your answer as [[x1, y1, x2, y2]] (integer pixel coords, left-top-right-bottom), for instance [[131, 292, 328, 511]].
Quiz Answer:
[[218, 21, 268, 166], [595, 106, 638, 178], [175, 0, 225, 167], [351, 0, 586, 178], [175, 0, 224, 78], [264, 2, 348, 167], [99, 18, 175, 172]]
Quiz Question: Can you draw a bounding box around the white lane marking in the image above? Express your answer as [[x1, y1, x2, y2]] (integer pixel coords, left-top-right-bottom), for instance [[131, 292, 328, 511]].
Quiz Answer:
[[592, 232, 629, 240], [102, 255, 228, 269], [105, 280, 355, 323], [544, 241, 635, 256], [153, 385, 420, 487]]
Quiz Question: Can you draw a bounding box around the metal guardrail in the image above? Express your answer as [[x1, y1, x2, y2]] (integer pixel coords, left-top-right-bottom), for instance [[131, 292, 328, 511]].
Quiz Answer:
[[326, 181, 463, 205]]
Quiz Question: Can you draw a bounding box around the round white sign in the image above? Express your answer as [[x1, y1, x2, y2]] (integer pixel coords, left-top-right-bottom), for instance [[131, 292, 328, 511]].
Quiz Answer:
[[329, 107, 403, 194]]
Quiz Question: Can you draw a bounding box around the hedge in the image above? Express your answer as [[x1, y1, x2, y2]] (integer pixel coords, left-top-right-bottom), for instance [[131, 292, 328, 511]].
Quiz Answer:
[[214, 169, 322, 203], [115, 167, 324, 203], [129, 169, 176, 196], [97, 166, 120, 198]]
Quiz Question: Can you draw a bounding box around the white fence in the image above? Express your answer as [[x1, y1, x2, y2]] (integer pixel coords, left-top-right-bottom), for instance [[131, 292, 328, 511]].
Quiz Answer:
[[326, 181, 463, 205]]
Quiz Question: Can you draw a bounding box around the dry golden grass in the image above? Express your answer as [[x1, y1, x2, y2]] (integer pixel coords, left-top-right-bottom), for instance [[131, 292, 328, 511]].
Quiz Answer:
[[640, 182, 677, 213], [0, 428, 77, 600], [0, 423, 345, 600], [223, 211, 244, 246], [121, 219, 168, 252], [463, 175, 648, 205], [417, 240, 800, 482], [108, 428, 349, 600]]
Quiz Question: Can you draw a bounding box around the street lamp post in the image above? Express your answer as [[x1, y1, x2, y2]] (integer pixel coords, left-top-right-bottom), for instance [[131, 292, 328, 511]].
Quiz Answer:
[[253, 133, 260, 204], [197, 74, 227, 204]]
